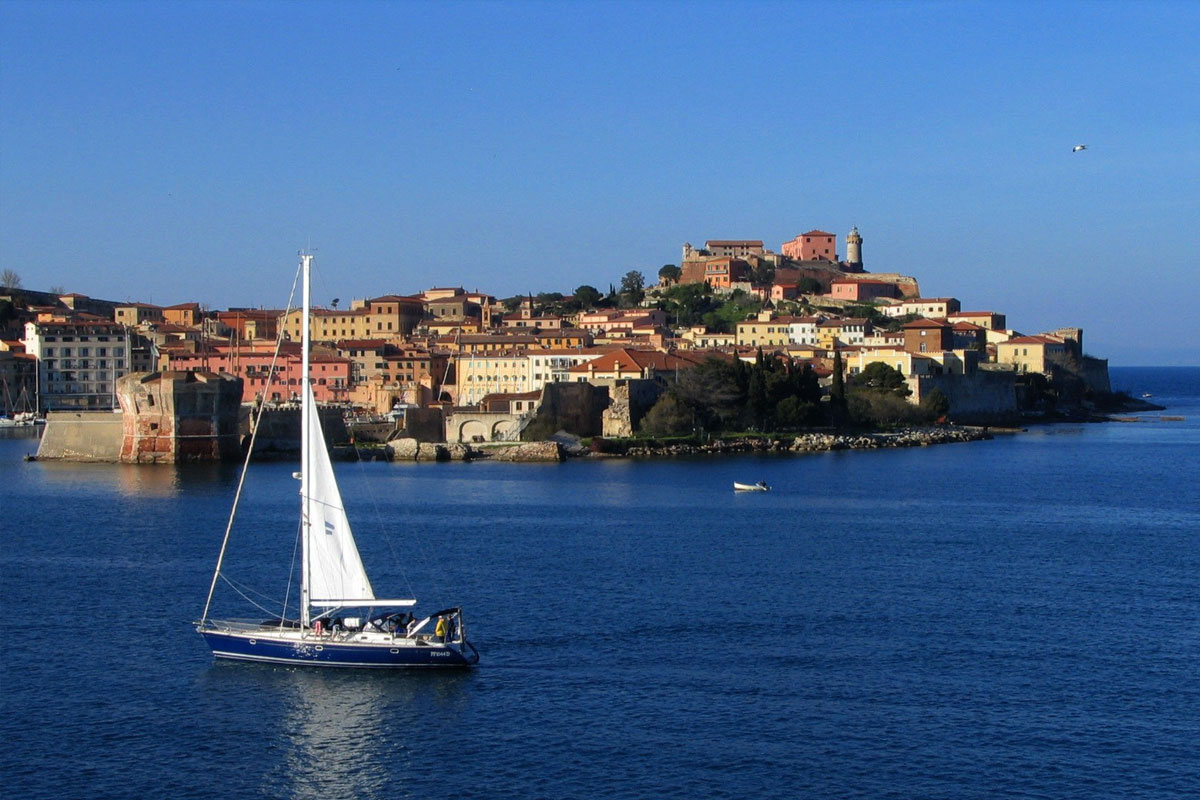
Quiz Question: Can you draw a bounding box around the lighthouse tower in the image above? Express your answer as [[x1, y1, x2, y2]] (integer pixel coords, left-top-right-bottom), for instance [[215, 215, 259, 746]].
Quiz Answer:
[[846, 227, 863, 271]]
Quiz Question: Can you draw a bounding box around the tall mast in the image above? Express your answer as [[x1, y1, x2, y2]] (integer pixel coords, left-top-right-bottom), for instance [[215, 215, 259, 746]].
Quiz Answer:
[[300, 252, 313, 627]]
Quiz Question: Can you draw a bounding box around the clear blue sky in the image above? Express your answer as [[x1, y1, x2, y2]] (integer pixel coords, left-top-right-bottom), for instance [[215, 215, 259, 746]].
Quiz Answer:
[[2, 0, 1197, 365]]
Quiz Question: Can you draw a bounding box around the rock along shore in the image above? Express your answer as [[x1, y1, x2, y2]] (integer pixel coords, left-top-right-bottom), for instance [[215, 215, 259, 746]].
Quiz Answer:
[[381, 426, 992, 463], [615, 426, 992, 458]]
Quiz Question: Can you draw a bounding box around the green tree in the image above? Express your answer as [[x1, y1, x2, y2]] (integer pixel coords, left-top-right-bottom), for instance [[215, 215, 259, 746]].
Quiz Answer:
[[620, 270, 645, 294], [850, 362, 910, 396], [639, 392, 693, 437], [747, 366, 769, 430], [749, 261, 775, 286], [848, 389, 924, 427], [829, 350, 848, 425], [658, 264, 681, 284], [920, 387, 950, 420], [798, 276, 822, 295], [660, 282, 718, 327], [619, 270, 646, 307], [574, 285, 602, 309], [701, 291, 762, 333], [671, 356, 748, 431], [775, 396, 818, 429]]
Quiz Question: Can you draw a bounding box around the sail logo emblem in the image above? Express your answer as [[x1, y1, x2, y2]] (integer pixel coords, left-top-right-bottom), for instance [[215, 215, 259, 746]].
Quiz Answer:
[[324, 521, 335, 536]]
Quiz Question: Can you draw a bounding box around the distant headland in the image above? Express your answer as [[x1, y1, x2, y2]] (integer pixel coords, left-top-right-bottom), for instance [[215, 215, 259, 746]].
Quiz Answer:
[[2, 228, 1157, 463]]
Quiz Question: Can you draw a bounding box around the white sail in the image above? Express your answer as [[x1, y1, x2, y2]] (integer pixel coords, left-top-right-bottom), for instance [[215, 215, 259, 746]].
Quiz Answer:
[[303, 385, 375, 606]]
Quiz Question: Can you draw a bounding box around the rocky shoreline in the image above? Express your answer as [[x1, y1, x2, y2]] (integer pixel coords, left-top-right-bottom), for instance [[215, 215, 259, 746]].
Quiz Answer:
[[615, 426, 992, 458], [380, 426, 994, 463]]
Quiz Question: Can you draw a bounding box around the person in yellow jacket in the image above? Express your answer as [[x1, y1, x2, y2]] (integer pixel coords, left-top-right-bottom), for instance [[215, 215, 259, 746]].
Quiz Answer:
[[435, 616, 447, 642]]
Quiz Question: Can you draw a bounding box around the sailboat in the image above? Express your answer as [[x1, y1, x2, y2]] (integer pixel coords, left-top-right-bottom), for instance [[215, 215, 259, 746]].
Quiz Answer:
[[0, 381, 42, 427], [196, 253, 478, 668]]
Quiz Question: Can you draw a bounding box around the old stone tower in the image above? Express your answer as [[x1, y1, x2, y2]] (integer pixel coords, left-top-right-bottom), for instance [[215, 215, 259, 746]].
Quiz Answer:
[[846, 226, 863, 270], [116, 371, 244, 463]]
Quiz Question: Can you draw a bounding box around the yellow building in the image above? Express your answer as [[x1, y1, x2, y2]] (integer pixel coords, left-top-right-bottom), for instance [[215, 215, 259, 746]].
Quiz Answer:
[[996, 335, 1070, 374], [281, 295, 424, 343], [735, 313, 792, 348], [678, 326, 736, 349], [850, 346, 979, 378]]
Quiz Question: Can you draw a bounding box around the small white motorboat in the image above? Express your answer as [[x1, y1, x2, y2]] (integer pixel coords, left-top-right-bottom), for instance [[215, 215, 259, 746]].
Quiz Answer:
[[734, 481, 770, 492]]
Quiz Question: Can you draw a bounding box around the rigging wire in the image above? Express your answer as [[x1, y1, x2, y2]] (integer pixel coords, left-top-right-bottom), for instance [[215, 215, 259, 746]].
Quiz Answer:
[[348, 438, 420, 603], [279, 517, 303, 625], [217, 574, 286, 618]]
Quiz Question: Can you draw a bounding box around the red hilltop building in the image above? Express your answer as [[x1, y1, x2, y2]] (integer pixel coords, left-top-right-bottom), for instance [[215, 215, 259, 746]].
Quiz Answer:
[[781, 230, 837, 262]]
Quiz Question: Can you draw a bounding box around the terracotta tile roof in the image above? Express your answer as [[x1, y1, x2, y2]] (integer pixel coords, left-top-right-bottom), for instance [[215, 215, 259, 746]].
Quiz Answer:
[[218, 309, 280, 319], [902, 318, 952, 329], [1005, 335, 1064, 345], [567, 347, 705, 374], [309, 351, 351, 364], [33, 318, 123, 329], [369, 294, 422, 303], [481, 390, 542, 402], [801, 230, 836, 237]]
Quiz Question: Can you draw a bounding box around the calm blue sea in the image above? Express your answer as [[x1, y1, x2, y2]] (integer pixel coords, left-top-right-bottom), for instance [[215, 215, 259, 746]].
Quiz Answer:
[[2, 366, 1198, 799]]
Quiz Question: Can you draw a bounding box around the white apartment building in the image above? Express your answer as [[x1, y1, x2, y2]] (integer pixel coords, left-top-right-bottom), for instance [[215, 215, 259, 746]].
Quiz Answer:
[[455, 353, 531, 406], [878, 297, 962, 319], [787, 317, 823, 346], [528, 349, 602, 392], [23, 319, 133, 410]]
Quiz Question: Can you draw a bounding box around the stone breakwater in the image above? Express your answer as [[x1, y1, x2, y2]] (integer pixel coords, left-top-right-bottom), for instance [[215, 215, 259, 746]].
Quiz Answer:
[[387, 438, 564, 462], [617, 427, 991, 458], [381, 428, 990, 462]]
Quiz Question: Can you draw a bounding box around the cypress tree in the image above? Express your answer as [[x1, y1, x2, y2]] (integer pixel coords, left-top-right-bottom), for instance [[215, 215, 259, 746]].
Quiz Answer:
[[830, 349, 848, 425]]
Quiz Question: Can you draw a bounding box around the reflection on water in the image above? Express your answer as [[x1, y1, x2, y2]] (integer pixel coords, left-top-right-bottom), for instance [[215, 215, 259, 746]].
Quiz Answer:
[[199, 664, 473, 800], [27, 459, 232, 498]]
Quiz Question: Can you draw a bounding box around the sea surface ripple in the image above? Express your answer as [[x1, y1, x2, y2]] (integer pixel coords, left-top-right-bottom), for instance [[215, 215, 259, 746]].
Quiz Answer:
[[1, 367, 1197, 799]]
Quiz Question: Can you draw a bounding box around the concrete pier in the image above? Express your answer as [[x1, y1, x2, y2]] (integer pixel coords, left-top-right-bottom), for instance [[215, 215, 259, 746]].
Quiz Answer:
[[35, 410, 125, 461]]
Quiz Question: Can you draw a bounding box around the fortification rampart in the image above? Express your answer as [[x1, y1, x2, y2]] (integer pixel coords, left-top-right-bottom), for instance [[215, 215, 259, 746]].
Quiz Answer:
[[117, 371, 243, 463], [908, 370, 1018, 424], [36, 411, 124, 461]]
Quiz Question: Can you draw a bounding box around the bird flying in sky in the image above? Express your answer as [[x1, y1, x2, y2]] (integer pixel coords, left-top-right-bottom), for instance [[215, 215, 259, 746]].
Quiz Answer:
[[1072, 144, 1088, 152]]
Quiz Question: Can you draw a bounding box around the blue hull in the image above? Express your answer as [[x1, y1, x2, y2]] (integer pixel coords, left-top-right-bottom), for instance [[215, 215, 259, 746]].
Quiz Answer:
[[201, 630, 478, 668]]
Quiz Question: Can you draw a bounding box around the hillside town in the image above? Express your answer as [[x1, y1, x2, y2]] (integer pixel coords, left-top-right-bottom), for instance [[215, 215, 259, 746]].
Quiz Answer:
[[1, 227, 1115, 454]]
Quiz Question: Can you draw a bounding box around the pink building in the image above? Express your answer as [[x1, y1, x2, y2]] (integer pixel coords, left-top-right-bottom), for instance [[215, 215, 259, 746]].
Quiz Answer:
[[576, 309, 668, 334], [771, 283, 798, 302], [162, 342, 351, 404], [679, 257, 750, 288], [829, 279, 900, 302], [781, 230, 837, 261]]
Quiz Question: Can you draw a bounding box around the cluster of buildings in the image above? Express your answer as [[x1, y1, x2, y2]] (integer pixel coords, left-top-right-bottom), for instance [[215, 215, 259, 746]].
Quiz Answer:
[[2, 226, 1101, 433]]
